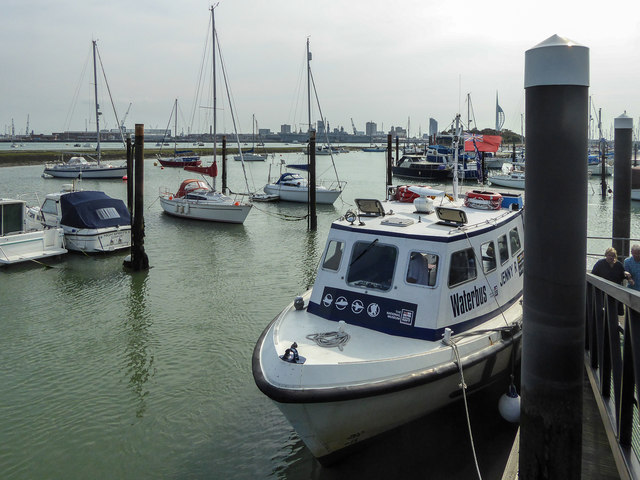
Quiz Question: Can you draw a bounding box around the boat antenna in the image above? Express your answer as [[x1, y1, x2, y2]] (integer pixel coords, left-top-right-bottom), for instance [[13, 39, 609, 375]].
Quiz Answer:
[[452, 114, 461, 202], [92, 40, 101, 164]]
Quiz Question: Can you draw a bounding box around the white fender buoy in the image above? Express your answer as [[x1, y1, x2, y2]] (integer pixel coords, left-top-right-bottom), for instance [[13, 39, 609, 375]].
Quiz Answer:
[[498, 383, 521, 423]]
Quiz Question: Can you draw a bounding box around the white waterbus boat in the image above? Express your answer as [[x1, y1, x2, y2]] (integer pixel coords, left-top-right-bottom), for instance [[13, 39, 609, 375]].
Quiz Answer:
[[253, 185, 524, 463], [0, 198, 67, 265]]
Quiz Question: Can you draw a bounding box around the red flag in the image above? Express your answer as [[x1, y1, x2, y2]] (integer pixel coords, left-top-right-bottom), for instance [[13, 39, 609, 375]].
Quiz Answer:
[[184, 161, 218, 178], [463, 134, 502, 153]]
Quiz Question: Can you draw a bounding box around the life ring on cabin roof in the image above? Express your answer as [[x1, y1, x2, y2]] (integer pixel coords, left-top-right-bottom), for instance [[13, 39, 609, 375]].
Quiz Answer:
[[464, 190, 503, 210], [396, 185, 430, 202]]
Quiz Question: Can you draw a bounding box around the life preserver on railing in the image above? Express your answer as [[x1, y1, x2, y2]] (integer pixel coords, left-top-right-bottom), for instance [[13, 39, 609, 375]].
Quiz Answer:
[[464, 190, 503, 210]]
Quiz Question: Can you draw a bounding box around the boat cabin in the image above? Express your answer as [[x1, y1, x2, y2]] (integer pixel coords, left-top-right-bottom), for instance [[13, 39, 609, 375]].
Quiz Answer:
[[306, 192, 524, 341], [275, 172, 307, 187]]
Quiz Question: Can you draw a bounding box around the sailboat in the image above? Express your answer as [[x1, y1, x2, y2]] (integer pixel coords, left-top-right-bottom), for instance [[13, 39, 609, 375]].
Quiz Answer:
[[156, 99, 202, 168], [159, 6, 252, 224], [43, 41, 127, 179], [262, 39, 345, 204], [234, 114, 267, 161]]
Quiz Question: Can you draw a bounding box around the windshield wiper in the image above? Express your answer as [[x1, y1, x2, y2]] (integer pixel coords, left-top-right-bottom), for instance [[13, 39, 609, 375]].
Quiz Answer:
[[349, 238, 379, 267]]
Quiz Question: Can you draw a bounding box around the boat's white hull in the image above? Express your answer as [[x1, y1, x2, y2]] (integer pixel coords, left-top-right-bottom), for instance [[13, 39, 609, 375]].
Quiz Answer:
[[43, 165, 127, 179], [487, 175, 525, 189], [234, 153, 267, 161], [0, 228, 67, 265], [588, 163, 613, 176], [263, 184, 341, 205], [254, 295, 522, 462], [63, 226, 131, 253], [159, 196, 251, 224]]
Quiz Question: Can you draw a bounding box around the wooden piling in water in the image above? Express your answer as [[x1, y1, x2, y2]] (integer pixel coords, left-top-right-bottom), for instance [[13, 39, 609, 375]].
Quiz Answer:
[[127, 124, 149, 271], [386, 134, 392, 195], [520, 35, 589, 480], [126, 136, 133, 213], [308, 131, 317, 231]]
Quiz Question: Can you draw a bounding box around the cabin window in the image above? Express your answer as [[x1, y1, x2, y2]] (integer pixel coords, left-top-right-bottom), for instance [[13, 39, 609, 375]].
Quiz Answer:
[[322, 240, 344, 271], [448, 248, 477, 287], [497, 234, 509, 265], [41, 199, 58, 215], [96, 207, 121, 220], [481, 241, 497, 273], [509, 228, 522, 256], [347, 241, 397, 291], [406, 252, 438, 287]]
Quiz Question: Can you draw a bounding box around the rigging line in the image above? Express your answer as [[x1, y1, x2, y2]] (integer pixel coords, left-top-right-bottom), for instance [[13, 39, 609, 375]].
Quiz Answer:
[[64, 46, 92, 132], [307, 67, 342, 187], [95, 45, 126, 148], [215, 30, 252, 195], [189, 19, 211, 133], [248, 202, 307, 221]]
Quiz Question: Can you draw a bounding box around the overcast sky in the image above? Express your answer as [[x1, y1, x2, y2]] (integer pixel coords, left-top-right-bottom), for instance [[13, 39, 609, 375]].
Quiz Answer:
[[2, 0, 639, 138]]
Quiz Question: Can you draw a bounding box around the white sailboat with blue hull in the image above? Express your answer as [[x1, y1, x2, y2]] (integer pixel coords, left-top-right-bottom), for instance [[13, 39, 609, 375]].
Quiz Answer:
[[253, 178, 524, 462]]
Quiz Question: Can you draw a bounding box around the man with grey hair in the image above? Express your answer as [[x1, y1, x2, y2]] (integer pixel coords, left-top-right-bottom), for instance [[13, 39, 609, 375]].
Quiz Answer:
[[624, 244, 640, 292]]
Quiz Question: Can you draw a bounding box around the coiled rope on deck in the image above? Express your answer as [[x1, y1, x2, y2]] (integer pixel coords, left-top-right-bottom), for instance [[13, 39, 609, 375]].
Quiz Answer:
[[306, 331, 350, 351]]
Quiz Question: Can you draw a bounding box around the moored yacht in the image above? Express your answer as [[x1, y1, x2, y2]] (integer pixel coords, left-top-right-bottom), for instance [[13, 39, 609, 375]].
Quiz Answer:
[[253, 185, 524, 463]]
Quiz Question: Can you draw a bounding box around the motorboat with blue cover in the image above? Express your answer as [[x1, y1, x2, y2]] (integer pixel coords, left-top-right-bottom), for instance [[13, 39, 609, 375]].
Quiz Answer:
[[253, 184, 524, 463], [28, 186, 131, 253]]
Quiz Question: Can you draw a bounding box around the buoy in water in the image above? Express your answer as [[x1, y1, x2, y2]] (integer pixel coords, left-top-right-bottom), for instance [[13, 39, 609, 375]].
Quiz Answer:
[[498, 382, 521, 423]]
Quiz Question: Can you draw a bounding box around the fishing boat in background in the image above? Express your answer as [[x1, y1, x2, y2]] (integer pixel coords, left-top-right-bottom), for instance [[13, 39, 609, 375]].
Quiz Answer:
[[253, 180, 524, 462], [0, 198, 67, 265], [156, 99, 202, 168], [26, 185, 131, 253], [43, 41, 127, 179]]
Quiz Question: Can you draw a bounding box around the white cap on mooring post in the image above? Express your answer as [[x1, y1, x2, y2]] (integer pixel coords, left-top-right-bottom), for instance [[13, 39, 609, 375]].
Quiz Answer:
[[525, 34, 589, 88], [615, 112, 633, 130]]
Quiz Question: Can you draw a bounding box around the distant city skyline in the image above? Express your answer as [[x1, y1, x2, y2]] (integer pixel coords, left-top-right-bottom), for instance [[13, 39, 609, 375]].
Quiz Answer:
[[2, 1, 639, 140]]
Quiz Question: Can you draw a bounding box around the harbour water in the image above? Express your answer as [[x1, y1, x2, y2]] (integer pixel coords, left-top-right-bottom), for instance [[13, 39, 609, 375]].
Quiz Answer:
[[1, 149, 638, 479]]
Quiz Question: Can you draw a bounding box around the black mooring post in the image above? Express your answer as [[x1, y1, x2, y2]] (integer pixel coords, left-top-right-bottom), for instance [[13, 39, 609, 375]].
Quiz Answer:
[[612, 113, 633, 258], [520, 35, 589, 480], [222, 136, 228, 194], [130, 124, 149, 271], [395, 136, 399, 165], [308, 131, 317, 231], [386, 134, 393, 197], [126, 135, 133, 214]]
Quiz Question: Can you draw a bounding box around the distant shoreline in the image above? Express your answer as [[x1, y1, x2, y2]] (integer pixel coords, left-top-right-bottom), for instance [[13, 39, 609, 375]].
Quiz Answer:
[[0, 146, 310, 167]]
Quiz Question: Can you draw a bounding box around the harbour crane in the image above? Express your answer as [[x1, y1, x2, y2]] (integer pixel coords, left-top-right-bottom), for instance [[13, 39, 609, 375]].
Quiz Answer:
[[351, 118, 357, 135], [120, 102, 132, 132]]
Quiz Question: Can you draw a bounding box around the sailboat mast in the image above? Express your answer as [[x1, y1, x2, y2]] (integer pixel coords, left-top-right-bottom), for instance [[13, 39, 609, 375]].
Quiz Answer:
[[211, 5, 217, 166], [173, 98, 178, 155], [92, 40, 101, 163], [307, 38, 312, 135]]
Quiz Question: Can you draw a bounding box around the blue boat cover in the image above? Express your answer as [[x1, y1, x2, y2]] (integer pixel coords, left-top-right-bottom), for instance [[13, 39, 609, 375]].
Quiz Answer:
[[60, 191, 131, 229]]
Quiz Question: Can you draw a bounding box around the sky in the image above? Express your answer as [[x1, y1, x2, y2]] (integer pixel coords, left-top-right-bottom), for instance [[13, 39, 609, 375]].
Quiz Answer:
[[2, 0, 640, 139]]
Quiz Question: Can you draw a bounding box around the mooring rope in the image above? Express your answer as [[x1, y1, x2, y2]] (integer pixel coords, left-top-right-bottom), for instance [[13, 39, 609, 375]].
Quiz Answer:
[[306, 331, 350, 351], [447, 338, 483, 480]]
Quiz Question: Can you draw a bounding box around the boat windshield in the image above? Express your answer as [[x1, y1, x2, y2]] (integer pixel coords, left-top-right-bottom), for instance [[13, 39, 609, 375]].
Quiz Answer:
[[347, 241, 397, 291], [322, 240, 344, 271]]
